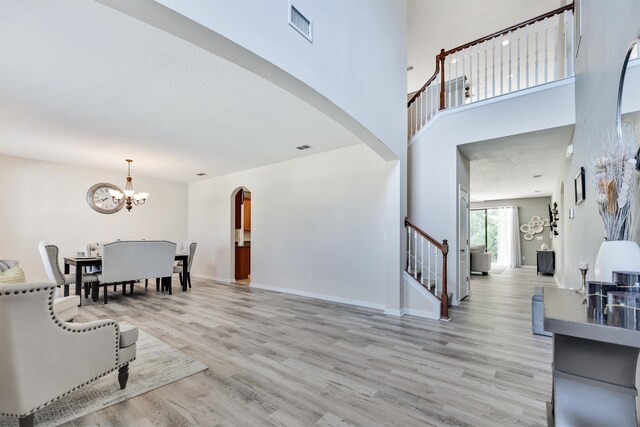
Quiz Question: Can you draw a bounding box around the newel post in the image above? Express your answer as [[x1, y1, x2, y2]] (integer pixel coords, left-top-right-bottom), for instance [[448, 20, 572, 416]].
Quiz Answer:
[[439, 49, 446, 110], [440, 239, 450, 320]]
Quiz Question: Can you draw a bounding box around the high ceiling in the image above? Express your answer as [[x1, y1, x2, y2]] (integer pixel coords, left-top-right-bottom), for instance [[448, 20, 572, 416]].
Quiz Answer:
[[1, 0, 576, 191], [407, 0, 563, 93], [0, 0, 362, 183], [459, 125, 574, 202]]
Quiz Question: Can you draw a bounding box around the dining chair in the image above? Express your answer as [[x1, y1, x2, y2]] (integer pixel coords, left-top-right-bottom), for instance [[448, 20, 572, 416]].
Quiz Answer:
[[38, 241, 98, 300], [174, 241, 197, 290], [84, 241, 108, 273]]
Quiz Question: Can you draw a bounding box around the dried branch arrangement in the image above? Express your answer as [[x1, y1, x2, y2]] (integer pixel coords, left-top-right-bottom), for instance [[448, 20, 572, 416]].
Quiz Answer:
[[591, 125, 640, 241]]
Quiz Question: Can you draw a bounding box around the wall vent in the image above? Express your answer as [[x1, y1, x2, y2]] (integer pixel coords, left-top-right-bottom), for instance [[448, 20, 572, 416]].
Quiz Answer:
[[296, 144, 311, 150], [289, 4, 312, 42]]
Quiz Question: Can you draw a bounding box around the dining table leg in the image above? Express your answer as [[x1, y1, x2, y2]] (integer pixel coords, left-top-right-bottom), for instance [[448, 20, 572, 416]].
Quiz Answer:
[[75, 263, 83, 306], [63, 262, 71, 297]]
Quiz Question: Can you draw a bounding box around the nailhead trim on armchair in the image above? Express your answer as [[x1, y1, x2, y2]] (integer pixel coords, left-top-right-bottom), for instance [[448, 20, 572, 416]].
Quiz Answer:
[[0, 284, 136, 419]]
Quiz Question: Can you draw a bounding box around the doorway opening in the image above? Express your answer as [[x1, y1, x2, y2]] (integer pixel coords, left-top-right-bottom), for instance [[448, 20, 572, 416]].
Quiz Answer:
[[459, 185, 470, 300], [231, 187, 251, 285]]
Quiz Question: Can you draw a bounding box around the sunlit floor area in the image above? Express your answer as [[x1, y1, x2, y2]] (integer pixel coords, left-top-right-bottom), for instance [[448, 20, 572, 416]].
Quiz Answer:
[[68, 268, 556, 426]]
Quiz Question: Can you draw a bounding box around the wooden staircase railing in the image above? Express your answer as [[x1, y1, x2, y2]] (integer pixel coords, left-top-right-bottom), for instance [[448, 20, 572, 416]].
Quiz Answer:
[[407, 3, 575, 140], [404, 217, 449, 320]]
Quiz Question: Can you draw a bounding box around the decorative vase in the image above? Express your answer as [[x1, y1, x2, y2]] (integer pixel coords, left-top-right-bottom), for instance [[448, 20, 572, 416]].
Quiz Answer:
[[594, 241, 640, 282]]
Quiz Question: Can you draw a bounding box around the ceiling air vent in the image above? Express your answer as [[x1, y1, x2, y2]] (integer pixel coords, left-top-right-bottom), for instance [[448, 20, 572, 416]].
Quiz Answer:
[[289, 4, 312, 42], [296, 144, 311, 150]]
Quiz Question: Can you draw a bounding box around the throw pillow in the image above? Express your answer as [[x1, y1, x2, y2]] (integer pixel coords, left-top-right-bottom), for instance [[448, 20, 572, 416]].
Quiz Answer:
[[0, 266, 26, 284], [0, 260, 16, 272]]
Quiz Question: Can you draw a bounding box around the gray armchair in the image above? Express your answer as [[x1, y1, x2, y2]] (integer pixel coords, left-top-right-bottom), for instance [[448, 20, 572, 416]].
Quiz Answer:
[[470, 245, 492, 275], [0, 282, 138, 427]]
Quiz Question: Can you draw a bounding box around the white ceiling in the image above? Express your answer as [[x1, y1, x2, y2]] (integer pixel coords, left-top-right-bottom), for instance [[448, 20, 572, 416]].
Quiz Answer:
[[459, 125, 574, 202], [407, 0, 564, 93], [0, 0, 362, 183]]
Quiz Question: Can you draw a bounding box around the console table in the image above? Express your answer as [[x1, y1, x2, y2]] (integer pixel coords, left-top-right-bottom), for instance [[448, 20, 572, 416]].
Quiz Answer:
[[543, 288, 640, 426], [537, 250, 555, 275]]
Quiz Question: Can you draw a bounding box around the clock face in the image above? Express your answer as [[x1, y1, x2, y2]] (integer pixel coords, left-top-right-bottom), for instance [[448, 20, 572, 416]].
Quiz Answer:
[[86, 183, 125, 214]]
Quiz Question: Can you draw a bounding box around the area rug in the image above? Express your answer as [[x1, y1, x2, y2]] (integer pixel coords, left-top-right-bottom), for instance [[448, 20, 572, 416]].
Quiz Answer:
[[489, 266, 506, 274], [0, 330, 207, 427]]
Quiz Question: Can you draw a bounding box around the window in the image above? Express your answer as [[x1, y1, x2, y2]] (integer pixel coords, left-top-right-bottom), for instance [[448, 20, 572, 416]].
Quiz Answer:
[[470, 208, 499, 262]]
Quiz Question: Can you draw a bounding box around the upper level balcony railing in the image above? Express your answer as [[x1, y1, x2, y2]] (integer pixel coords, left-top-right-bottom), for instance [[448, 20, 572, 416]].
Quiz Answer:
[[408, 4, 575, 141]]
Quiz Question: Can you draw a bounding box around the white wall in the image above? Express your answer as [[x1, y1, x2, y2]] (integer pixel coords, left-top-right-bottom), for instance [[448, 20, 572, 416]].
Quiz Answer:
[[553, 0, 640, 288], [0, 155, 188, 282], [188, 144, 398, 310], [409, 79, 575, 303], [98, 0, 407, 161], [150, 0, 407, 158]]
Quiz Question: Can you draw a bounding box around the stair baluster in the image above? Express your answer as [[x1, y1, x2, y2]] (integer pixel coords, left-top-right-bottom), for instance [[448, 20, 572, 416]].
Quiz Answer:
[[404, 217, 450, 321], [407, 3, 575, 141]]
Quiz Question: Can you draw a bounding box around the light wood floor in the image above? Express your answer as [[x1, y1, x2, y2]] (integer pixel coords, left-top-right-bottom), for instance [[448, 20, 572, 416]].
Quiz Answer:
[[68, 267, 556, 426]]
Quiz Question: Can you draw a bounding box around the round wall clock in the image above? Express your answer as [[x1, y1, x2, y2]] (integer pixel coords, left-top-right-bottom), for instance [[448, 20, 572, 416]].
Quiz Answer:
[[86, 183, 124, 214]]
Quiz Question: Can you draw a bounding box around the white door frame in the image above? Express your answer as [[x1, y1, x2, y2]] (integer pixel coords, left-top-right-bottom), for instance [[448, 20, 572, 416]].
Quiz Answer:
[[458, 185, 470, 301]]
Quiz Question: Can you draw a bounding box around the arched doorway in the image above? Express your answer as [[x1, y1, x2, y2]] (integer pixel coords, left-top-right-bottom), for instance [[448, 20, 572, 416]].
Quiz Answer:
[[231, 187, 251, 284]]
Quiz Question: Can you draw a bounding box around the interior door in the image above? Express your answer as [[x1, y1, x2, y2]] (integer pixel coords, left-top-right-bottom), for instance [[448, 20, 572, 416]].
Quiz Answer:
[[459, 186, 470, 300]]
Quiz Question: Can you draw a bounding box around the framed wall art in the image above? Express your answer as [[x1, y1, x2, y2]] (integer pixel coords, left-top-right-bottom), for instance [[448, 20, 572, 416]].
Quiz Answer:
[[575, 167, 585, 205]]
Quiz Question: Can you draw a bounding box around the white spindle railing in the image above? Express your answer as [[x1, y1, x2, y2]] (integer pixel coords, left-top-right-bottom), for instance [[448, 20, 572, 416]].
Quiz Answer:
[[405, 218, 449, 320], [408, 4, 574, 141]]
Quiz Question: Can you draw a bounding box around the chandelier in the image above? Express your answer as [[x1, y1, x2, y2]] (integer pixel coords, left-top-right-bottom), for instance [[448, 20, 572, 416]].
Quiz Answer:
[[109, 159, 149, 212]]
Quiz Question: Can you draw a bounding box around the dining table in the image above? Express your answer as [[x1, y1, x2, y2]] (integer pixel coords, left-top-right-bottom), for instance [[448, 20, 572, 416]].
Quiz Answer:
[[63, 254, 189, 304]]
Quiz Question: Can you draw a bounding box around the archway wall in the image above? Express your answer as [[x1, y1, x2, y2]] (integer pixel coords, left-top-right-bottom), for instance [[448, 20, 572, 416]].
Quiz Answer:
[[188, 144, 400, 310]]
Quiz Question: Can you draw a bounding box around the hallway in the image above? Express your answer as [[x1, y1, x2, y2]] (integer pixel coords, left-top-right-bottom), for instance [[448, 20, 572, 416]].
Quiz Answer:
[[69, 268, 556, 426]]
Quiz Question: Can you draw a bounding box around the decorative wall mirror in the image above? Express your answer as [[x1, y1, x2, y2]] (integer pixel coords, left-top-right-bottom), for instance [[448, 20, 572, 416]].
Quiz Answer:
[[617, 39, 639, 133]]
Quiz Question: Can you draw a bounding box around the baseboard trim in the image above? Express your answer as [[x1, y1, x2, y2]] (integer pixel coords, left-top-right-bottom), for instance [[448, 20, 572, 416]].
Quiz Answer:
[[191, 274, 233, 285], [384, 308, 403, 317], [553, 274, 563, 288], [250, 282, 386, 312], [402, 308, 440, 320]]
